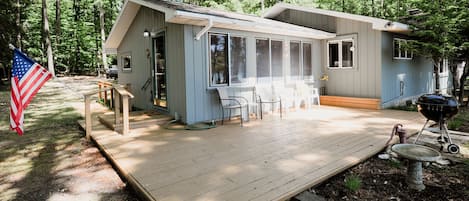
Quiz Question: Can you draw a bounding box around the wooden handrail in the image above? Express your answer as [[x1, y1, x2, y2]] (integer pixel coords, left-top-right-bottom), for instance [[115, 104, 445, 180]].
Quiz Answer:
[[84, 84, 134, 141]]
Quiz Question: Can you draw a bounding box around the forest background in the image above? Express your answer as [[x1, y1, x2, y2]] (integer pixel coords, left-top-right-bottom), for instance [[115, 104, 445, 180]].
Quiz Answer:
[[0, 0, 467, 96]]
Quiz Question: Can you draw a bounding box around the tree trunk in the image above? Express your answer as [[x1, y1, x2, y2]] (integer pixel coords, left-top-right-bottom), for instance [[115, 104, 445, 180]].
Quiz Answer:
[[381, 0, 385, 17], [43, 0, 55, 77], [73, 0, 80, 74], [94, 5, 99, 75], [458, 60, 469, 104], [16, 0, 22, 50], [99, 2, 108, 76], [434, 58, 441, 92], [55, 0, 62, 73], [449, 61, 458, 96]]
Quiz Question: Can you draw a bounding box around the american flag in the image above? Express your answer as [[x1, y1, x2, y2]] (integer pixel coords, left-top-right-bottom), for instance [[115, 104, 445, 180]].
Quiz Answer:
[[10, 49, 52, 136]]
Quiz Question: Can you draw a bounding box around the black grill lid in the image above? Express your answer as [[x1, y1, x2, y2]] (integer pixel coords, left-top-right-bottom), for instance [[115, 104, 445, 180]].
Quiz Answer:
[[417, 94, 459, 122]]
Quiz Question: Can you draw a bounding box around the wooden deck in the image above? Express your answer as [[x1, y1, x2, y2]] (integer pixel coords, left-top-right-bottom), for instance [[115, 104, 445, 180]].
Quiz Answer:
[[85, 106, 425, 201]]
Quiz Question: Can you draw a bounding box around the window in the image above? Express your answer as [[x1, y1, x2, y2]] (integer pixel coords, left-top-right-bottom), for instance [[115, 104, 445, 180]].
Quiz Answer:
[[302, 43, 312, 78], [290, 41, 313, 80], [256, 39, 285, 83], [327, 38, 355, 69], [210, 33, 229, 86], [290, 42, 300, 80], [209, 33, 247, 87], [393, 38, 413, 59], [230, 36, 247, 84], [256, 39, 271, 83], [122, 53, 132, 71], [271, 40, 283, 81]]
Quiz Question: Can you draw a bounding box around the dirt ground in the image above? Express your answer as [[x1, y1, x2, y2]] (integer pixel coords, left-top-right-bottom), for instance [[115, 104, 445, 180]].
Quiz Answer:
[[313, 155, 469, 201], [0, 76, 139, 201], [310, 112, 469, 201]]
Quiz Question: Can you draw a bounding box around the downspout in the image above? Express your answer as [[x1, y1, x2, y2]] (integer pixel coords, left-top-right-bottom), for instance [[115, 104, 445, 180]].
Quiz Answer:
[[195, 18, 213, 40]]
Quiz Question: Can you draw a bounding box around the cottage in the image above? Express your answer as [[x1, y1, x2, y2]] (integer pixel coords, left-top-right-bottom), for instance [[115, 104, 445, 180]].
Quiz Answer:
[[105, 0, 448, 124]]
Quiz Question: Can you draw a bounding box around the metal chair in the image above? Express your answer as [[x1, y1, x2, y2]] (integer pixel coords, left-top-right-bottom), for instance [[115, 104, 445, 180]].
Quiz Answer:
[[255, 85, 282, 119], [216, 87, 249, 126]]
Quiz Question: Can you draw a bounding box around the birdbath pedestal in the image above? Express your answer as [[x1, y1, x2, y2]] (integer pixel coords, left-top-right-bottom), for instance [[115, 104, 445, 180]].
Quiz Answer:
[[391, 144, 441, 191]]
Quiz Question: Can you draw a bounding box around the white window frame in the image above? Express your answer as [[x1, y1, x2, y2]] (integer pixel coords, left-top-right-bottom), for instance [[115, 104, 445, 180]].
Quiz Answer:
[[327, 37, 356, 69], [393, 38, 413, 60], [208, 32, 248, 88]]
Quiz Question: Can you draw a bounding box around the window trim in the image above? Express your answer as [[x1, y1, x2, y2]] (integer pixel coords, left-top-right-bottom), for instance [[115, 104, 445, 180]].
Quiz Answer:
[[393, 38, 413, 60], [327, 36, 356, 69], [207, 32, 248, 88]]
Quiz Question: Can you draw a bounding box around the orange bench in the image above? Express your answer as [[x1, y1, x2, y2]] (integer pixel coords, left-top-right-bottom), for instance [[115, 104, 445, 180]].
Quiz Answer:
[[319, 96, 381, 110]]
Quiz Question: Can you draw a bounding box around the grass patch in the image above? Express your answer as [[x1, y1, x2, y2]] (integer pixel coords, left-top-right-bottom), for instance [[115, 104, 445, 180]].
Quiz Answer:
[[344, 174, 362, 192], [448, 118, 464, 130], [447, 108, 469, 130]]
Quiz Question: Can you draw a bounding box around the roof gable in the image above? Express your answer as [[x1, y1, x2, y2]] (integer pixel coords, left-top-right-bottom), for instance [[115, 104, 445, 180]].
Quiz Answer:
[[105, 0, 336, 52], [263, 3, 409, 33]]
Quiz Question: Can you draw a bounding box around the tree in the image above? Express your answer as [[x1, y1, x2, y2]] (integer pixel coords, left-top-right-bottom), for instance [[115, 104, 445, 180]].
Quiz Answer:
[[450, 0, 469, 102], [406, 0, 456, 92], [42, 0, 56, 76]]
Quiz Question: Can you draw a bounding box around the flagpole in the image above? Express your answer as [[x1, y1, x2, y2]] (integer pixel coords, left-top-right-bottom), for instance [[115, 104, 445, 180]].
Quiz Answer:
[[8, 44, 16, 50]]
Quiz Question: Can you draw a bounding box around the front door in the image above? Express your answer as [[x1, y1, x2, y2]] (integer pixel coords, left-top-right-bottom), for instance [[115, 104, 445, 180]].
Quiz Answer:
[[152, 33, 167, 108]]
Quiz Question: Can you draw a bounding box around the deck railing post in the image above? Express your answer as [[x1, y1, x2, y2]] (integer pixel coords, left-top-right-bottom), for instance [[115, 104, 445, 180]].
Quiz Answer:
[[98, 82, 102, 101], [84, 95, 91, 141], [104, 85, 108, 106], [114, 88, 121, 132], [122, 95, 130, 135]]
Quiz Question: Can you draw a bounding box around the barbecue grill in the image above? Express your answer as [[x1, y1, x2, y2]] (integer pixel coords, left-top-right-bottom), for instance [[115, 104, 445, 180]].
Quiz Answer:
[[413, 93, 460, 153]]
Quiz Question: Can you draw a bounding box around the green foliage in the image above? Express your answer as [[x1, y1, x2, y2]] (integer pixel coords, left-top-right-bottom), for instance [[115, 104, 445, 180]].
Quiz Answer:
[[447, 118, 463, 130], [389, 159, 402, 168], [0, 0, 122, 76], [344, 174, 362, 192]]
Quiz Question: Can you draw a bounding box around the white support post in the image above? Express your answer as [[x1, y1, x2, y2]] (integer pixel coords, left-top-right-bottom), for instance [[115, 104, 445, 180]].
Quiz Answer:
[[114, 88, 121, 132], [122, 95, 130, 135]]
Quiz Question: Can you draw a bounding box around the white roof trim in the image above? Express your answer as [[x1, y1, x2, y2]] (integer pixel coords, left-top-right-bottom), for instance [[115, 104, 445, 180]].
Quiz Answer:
[[168, 10, 335, 39], [105, 0, 336, 50], [263, 3, 409, 33], [105, 0, 141, 51]]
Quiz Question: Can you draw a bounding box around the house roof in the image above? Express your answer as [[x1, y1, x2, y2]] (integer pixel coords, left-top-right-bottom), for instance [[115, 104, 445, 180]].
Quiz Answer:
[[105, 0, 336, 53], [262, 3, 409, 33]]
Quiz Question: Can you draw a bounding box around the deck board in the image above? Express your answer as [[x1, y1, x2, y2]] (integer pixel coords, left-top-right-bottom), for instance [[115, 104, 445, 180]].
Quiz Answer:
[[87, 106, 424, 201]]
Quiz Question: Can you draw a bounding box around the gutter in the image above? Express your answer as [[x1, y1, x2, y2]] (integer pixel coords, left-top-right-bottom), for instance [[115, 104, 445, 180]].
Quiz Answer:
[[195, 18, 213, 40]]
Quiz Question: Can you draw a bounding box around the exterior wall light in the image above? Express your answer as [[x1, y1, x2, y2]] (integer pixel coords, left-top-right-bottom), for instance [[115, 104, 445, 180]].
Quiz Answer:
[[143, 29, 150, 37]]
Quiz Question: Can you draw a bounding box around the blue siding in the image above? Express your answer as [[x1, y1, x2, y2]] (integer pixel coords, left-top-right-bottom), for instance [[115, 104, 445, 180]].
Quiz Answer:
[[381, 32, 434, 107]]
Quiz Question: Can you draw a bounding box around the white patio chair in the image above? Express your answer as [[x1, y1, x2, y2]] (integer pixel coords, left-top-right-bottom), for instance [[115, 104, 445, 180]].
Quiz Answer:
[[255, 85, 282, 119], [216, 87, 249, 126], [295, 83, 321, 109]]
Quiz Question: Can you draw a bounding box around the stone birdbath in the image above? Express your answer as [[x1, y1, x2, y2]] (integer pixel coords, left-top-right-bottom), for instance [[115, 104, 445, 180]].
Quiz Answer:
[[391, 144, 441, 191]]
